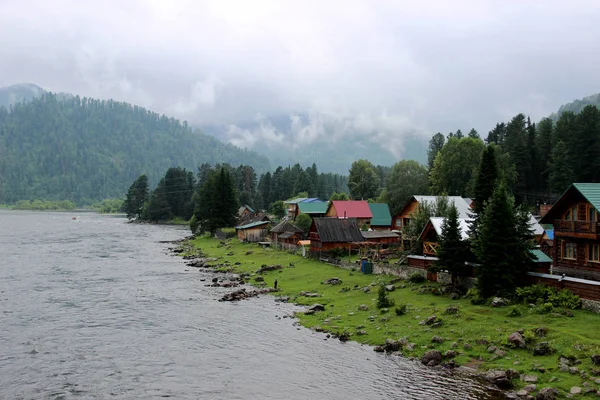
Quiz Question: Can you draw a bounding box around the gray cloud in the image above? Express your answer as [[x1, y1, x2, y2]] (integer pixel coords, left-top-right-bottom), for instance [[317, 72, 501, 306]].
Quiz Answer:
[[1, 0, 600, 168]]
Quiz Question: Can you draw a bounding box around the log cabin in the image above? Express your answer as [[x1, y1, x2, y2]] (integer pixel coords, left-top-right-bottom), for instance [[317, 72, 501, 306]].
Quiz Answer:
[[235, 213, 271, 242], [270, 220, 304, 250], [539, 183, 600, 281], [325, 200, 373, 228], [309, 217, 365, 253], [392, 196, 473, 231]]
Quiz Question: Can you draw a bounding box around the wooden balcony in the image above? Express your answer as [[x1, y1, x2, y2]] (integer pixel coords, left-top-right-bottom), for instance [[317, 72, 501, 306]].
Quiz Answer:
[[423, 241, 439, 256], [554, 219, 600, 239]]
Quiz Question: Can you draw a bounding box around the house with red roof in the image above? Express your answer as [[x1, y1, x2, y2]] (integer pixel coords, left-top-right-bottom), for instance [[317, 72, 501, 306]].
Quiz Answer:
[[325, 200, 373, 228]]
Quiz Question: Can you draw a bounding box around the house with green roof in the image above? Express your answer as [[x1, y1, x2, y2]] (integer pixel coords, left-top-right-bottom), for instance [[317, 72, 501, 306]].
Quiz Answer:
[[297, 201, 328, 219], [367, 203, 392, 230], [539, 183, 600, 281]]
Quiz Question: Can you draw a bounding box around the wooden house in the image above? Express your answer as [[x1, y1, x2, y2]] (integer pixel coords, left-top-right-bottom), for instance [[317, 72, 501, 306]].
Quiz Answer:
[[237, 205, 255, 220], [368, 203, 392, 230], [284, 198, 325, 219], [392, 196, 472, 231], [361, 230, 400, 245], [326, 200, 373, 228], [420, 217, 472, 256], [235, 213, 271, 242], [297, 201, 328, 219], [309, 218, 365, 253], [270, 220, 304, 250], [539, 183, 600, 281]]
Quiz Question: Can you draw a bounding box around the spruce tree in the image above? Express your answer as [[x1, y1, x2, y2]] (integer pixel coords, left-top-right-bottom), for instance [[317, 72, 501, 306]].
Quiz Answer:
[[469, 145, 499, 244], [472, 184, 533, 298], [435, 203, 468, 287], [123, 174, 149, 219], [549, 141, 574, 194]]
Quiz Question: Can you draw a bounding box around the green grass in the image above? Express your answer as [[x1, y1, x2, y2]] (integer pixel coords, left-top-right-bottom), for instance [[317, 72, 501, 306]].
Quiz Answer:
[[186, 236, 600, 397]]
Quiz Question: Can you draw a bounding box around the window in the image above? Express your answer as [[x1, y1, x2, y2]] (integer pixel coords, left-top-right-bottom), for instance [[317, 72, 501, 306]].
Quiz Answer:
[[563, 241, 576, 260], [589, 207, 597, 222], [395, 218, 402, 228], [589, 244, 600, 262], [564, 206, 577, 221]]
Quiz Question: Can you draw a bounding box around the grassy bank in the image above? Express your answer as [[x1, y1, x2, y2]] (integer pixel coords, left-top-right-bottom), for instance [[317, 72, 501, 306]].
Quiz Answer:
[[185, 236, 600, 397]]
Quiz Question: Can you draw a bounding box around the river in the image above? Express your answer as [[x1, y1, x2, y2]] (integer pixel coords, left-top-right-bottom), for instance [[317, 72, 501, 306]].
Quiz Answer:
[[0, 210, 501, 399]]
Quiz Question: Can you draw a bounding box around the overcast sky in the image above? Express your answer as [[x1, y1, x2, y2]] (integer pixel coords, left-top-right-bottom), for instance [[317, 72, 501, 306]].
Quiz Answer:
[[1, 0, 600, 157]]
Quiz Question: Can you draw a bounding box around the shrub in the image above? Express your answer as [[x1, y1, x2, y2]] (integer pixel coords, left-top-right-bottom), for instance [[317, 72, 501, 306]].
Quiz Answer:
[[377, 285, 395, 309], [536, 302, 554, 314], [189, 214, 199, 234], [395, 305, 407, 316], [408, 272, 425, 283], [516, 284, 582, 309], [506, 307, 522, 317]]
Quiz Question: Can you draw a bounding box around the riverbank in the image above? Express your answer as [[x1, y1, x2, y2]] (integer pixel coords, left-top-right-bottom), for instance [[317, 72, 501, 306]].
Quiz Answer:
[[180, 235, 600, 398]]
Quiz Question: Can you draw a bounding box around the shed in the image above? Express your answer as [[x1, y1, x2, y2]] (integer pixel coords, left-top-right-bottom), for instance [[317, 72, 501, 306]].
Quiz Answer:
[[270, 220, 304, 250], [361, 230, 400, 244], [236, 216, 271, 243], [309, 217, 365, 253]]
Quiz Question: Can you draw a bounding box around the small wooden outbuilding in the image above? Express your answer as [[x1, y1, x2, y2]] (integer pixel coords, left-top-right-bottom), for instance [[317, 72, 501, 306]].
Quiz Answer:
[[309, 217, 365, 253]]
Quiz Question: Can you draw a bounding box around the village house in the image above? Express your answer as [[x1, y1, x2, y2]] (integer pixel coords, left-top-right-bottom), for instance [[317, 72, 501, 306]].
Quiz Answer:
[[368, 203, 392, 230], [325, 200, 373, 228], [296, 201, 328, 219], [284, 197, 325, 219], [539, 183, 600, 281], [309, 217, 364, 254], [237, 205, 255, 220], [270, 220, 304, 251], [392, 196, 473, 231], [361, 230, 400, 245], [235, 213, 271, 243]]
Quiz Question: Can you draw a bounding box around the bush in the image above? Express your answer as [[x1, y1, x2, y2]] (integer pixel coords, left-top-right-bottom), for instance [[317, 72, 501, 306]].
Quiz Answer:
[[189, 214, 199, 234], [377, 285, 395, 309], [408, 272, 425, 283], [395, 305, 407, 316], [536, 302, 554, 314], [516, 284, 582, 309], [506, 307, 522, 317]]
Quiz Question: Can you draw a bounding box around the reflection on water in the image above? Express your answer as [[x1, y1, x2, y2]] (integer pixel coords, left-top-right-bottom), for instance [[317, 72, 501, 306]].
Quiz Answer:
[[0, 210, 500, 399]]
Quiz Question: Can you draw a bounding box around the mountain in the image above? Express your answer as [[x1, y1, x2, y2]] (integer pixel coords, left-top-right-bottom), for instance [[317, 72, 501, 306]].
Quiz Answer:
[[0, 92, 270, 204], [0, 83, 46, 108], [549, 92, 600, 120]]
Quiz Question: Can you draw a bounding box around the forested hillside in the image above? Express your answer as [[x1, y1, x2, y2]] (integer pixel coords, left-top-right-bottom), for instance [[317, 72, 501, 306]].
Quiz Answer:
[[551, 92, 600, 119], [0, 83, 45, 109], [0, 93, 270, 203]]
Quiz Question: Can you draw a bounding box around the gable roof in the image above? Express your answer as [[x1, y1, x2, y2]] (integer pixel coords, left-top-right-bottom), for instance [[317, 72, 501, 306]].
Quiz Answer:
[[237, 212, 269, 227], [298, 201, 328, 214], [531, 248, 552, 263], [329, 200, 373, 219], [422, 217, 473, 241], [303, 198, 325, 203], [312, 218, 364, 243], [540, 183, 600, 224], [361, 230, 400, 239], [236, 220, 270, 230], [271, 220, 304, 233], [528, 214, 545, 236], [398, 196, 472, 219], [284, 197, 308, 205], [368, 203, 392, 226], [279, 231, 301, 239]]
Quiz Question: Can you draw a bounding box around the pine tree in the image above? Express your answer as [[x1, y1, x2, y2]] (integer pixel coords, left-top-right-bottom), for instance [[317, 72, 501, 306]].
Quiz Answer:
[[435, 203, 468, 287], [123, 174, 149, 219], [427, 133, 445, 171], [472, 184, 534, 297], [468, 128, 480, 139], [548, 141, 574, 194], [472, 146, 498, 216]]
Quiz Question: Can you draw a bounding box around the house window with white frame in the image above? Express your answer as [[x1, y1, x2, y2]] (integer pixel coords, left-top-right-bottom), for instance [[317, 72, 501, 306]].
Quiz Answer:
[[563, 241, 576, 260]]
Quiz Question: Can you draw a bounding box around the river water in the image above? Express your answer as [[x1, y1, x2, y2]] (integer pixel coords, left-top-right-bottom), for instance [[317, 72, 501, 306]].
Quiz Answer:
[[0, 210, 500, 399]]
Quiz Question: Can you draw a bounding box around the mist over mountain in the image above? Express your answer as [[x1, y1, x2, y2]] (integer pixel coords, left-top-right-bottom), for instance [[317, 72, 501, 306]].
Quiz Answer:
[[0, 91, 270, 203], [0, 83, 45, 108], [549, 92, 600, 120]]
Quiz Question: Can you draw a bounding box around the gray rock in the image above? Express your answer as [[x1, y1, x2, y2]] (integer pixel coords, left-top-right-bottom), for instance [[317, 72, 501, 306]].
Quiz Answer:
[[508, 331, 527, 348], [487, 345, 498, 353], [535, 387, 558, 400], [591, 354, 600, 365], [406, 343, 416, 351], [521, 375, 538, 383], [485, 369, 512, 389], [385, 284, 395, 292], [533, 342, 553, 356], [450, 342, 458, 348], [491, 297, 509, 307], [431, 336, 445, 344], [444, 350, 457, 358], [463, 343, 472, 351], [358, 304, 369, 311], [524, 384, 537, 392], [424, 315, 438, 325], [421, 350, 443, 366], [570, 387, 582, 395], [495, 349, 507, 357], [569, 366, 579, 374], [308, 304, 325, 312], [516, 390, 528, 397]]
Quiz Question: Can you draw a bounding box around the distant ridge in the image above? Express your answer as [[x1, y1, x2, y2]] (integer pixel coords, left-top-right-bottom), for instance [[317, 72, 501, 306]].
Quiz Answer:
[[549, 92, 600, 120], [0, 83, 46, 108]]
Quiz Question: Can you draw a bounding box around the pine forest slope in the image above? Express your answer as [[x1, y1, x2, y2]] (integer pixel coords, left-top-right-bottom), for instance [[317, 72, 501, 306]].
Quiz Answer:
[[0, 93, 270, 203], [549, 92, 600, 120]]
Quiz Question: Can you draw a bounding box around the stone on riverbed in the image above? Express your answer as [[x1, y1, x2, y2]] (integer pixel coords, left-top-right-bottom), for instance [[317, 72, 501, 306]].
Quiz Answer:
[[421, 350, 443, 366]]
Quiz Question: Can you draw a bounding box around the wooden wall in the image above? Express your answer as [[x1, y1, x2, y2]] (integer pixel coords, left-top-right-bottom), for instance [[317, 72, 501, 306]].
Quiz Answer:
[[237, 227, 268, 242], [553, 238, 600, 281]]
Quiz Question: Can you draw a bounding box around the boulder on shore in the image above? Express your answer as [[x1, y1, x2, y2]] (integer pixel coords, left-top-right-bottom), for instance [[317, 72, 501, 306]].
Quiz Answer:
[[421, 350, 443, 366], [484, 370, 512, 389], [535, 387, 558, 400]]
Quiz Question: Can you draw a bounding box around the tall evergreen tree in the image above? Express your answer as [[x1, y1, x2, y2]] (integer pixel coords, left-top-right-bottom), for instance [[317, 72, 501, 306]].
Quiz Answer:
[[427, 133, 446, 171], [469, 145, 499, 244], [472, 184, 534, 297], [123, 174, 149, 219], [549, 141, 574, 194], [435, 203, 468, 287], [468, 128, 480, 139]]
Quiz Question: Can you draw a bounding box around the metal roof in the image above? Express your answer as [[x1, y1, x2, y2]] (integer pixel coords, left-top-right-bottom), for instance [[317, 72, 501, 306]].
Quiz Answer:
[[545, 229, 554, 240], [284, 197, 307, 204], [573, 183, 600, 211], [426, 217, 472, 240], [298, 201, 328, 214], [271, 220, 303, 233], [528, 214, 545, 236], [236, 220, 270, 230], [410, 196, 473, 218], [531, 249, 552, 263], [330, 200, 373, 219], [368, 203, 392, 226]]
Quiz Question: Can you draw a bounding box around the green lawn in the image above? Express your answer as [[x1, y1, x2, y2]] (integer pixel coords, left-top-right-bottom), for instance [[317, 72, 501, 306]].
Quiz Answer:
[[185, 236, 600, 397]]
